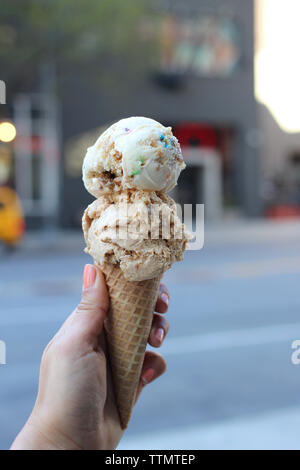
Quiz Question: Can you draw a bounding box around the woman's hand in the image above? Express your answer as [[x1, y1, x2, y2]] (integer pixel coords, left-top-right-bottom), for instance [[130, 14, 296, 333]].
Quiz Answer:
[[11, 264, 170, 450]]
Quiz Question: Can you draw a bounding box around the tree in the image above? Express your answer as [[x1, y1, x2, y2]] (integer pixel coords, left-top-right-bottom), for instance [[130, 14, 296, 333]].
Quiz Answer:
[[0, 0, 153, 92]]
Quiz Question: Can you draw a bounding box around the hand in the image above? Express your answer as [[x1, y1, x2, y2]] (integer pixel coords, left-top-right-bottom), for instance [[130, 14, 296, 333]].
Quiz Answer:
[[11, 264, 170, 450]]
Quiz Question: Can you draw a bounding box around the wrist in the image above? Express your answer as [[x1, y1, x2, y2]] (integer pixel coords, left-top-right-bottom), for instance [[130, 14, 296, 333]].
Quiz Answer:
[[10, 412, 81, 451]]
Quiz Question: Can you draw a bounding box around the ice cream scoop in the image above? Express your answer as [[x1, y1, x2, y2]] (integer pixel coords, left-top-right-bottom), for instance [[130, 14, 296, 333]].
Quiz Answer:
[[82, 190, 190, 281], [82, 116, 185, 197]]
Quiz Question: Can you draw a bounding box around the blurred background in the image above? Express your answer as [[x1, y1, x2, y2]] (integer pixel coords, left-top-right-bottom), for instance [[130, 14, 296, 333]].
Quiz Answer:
[[1, 0, 300, 450]]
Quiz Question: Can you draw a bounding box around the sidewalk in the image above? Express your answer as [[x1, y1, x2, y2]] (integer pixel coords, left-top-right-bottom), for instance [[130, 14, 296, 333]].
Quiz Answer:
[[19, 229, 85, 254], [205, 217, 300, 245], [18, 218, 300, 254]]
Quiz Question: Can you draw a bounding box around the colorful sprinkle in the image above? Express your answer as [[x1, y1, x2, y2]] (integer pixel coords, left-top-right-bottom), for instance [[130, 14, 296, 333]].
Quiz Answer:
[[164, 142, 170, 148], [159, 134, 165, 141], [125, 127, 130, 132], [130, 156, 144, 176]]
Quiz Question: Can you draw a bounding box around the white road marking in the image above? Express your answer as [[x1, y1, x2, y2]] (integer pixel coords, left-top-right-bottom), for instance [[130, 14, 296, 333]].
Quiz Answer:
[[2, 298, 300, 355], [157, 322, 300, 356]]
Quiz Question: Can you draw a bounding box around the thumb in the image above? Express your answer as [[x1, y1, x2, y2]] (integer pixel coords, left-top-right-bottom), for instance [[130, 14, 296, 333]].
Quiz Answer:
[[68, 264, 109, 348], [79, 264, 109, 316]]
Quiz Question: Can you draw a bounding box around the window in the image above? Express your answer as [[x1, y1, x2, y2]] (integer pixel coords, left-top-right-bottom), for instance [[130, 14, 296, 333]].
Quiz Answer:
[[159, 13, 241, 76]]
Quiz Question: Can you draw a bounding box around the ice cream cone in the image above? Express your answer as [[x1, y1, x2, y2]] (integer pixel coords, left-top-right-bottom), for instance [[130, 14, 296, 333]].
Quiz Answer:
[[98, 262, 161, 429], [82, 117, 189, 428]]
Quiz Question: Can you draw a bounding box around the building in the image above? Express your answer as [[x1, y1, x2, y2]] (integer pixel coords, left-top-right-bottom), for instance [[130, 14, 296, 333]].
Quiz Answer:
[[61, 0, 259, 228], [9, 0, 260, 229]]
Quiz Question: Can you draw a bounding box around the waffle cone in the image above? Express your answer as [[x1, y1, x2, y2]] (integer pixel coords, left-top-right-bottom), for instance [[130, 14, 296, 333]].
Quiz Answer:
[[98, 262, 161, 429]]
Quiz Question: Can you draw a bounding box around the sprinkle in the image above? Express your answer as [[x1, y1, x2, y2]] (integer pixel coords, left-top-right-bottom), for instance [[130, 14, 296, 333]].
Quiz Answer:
[[130, 156, 144, 176], [125, 127, 130, 132], [159, 134, 165, 141], [164, 142, 170, 148]]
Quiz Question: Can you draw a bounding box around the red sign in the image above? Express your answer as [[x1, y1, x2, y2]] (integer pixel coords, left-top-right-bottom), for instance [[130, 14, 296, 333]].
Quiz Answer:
[[173, 123, 217, 148]]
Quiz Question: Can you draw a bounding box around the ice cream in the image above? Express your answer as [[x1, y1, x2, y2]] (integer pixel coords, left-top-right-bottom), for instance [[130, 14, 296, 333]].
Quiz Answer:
[[82, 116, 185, 197], [81, 116, 189, 429], [83, 190, 190, 281]]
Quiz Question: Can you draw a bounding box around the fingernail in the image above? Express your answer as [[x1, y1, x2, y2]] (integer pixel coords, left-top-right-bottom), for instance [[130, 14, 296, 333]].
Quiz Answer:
[[83, 265, 97, 289], [141, 368, 155, 385], [156, 327, 164, 343], [161, 293, 169, 306]]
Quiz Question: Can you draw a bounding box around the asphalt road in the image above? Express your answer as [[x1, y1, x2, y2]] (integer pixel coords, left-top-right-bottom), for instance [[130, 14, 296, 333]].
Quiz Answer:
[[1, 221, 300, 450]]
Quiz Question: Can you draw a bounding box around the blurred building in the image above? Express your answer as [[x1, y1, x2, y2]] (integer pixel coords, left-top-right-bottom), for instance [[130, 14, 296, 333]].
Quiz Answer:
[[9, 0, 260, 228], [12, 93, 60, 229], [60, 0, 259, 228], [255, 0, 300, 217]]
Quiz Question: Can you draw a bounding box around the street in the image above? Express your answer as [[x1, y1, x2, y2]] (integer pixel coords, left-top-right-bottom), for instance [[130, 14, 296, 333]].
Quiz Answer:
[[1, 220, 300, 449]]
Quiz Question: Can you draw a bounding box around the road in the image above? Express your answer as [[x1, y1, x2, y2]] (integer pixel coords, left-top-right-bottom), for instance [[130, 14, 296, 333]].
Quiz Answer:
[[1, 220, 300, 450]]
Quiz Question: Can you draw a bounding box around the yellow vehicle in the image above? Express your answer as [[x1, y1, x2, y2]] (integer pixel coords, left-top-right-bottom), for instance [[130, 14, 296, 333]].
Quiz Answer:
[[0, 186, 25, 246]]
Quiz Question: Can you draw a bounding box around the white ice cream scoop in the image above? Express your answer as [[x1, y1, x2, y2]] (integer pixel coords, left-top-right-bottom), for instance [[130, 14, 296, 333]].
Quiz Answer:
[[82, 116, 185, 197]]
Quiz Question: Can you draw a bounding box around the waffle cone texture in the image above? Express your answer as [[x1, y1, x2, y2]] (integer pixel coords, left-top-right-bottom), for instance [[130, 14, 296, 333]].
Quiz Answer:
[[98, 262, 161, 429]]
